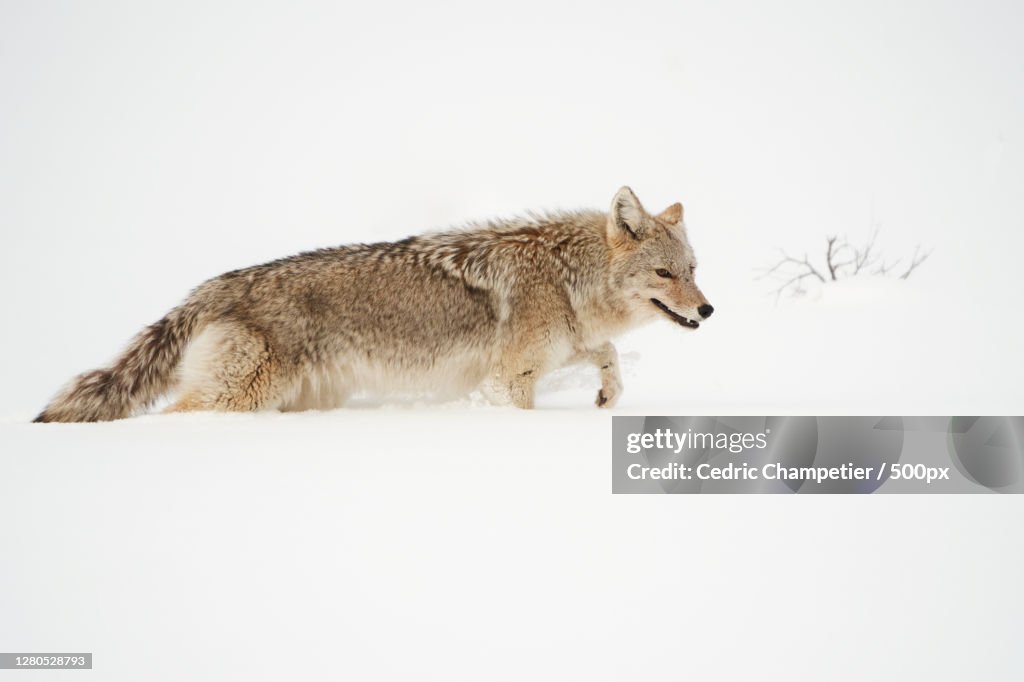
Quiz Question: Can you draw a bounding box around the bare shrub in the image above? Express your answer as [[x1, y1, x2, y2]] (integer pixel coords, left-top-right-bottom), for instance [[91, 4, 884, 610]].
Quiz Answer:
[[758, 230, 932, 299]]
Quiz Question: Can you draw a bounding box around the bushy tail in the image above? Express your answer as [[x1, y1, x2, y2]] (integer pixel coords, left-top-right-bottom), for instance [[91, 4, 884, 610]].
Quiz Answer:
[[34, 302, 204, 423]]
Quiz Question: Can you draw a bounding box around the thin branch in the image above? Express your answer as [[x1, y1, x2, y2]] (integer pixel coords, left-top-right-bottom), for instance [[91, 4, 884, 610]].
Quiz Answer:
[[756, 252, 826, 284], [900, 246, 932, 280], [851, 228, 879, 274], [825, 236, 840, 281], [769, 270, 821, 301], [873, 257, 902, 276]]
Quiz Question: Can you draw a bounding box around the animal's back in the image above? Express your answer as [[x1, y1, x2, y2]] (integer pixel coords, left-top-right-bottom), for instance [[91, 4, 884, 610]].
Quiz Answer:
[[185, 238, 509, 406]]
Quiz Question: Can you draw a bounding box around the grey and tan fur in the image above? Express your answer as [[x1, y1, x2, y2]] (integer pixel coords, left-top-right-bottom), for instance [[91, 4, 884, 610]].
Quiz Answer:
[[35, 187, 713, 422]]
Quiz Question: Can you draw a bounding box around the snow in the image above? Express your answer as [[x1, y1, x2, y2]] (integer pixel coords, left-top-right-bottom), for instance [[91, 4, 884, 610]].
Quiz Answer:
[[3, 411, 1023, 679], [3, 1, 1024, 680]]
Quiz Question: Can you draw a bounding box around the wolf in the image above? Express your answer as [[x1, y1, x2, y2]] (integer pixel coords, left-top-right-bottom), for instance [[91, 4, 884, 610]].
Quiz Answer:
[[34, 187, 713, 422]]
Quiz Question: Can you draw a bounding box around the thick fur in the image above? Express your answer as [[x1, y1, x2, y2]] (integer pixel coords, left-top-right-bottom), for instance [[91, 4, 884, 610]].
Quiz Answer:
[[35, 303, 204, 422], [35, 187, 712, 422]]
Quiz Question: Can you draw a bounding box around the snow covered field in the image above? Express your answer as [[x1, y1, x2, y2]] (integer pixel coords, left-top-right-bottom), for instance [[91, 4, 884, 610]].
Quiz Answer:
[[2, 412, 1022, 680], [3, 1, 1023, 680]]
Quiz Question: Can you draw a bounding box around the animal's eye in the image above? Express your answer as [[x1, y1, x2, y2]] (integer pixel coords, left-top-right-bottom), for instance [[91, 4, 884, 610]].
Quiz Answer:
[[655, 268, 673, 278], [689, 265, 696, 274]]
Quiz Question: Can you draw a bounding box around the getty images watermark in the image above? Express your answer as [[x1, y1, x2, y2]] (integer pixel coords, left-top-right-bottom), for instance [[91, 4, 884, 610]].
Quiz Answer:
[[612, 416, 1024, 494]]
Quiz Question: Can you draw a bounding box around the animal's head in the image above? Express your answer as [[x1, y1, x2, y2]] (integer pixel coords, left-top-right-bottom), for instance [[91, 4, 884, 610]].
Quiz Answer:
[[606, 186, 714, 330]]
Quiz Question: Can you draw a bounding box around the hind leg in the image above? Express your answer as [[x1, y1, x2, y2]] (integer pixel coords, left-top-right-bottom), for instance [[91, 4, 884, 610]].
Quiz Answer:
[[165, 322, 284, 414]]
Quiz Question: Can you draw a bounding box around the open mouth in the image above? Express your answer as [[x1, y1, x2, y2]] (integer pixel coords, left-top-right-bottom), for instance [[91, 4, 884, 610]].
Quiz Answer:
[[650, 298, 699, 329]]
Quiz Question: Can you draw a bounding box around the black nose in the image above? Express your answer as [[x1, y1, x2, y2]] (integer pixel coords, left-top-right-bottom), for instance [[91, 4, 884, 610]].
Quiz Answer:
[[698, 304, 714, 319]]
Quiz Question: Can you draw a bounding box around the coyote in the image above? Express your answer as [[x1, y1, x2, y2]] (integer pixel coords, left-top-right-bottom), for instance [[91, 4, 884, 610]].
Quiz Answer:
[[35, 187, 713, 422]]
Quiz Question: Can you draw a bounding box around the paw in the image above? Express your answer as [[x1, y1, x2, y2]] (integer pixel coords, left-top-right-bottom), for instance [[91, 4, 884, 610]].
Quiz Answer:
[[510, 373, 536, 410], [595, 379, 622, 408]]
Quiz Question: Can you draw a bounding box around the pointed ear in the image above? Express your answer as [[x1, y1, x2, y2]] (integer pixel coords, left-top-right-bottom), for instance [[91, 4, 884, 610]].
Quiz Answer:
[[609, 186, 648, 241], [656, 202, 683, 226]]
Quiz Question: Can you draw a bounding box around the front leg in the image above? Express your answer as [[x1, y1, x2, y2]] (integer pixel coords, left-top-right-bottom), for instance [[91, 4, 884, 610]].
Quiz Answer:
[[495, 354, 544, 410], [508, 368, 538, 409], [577, 342, 623, 408], [494, 333, 549, 410]]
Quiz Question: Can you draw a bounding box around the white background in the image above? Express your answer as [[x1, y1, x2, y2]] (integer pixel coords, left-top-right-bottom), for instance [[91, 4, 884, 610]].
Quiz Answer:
[[1, 1, 1022, 680]]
